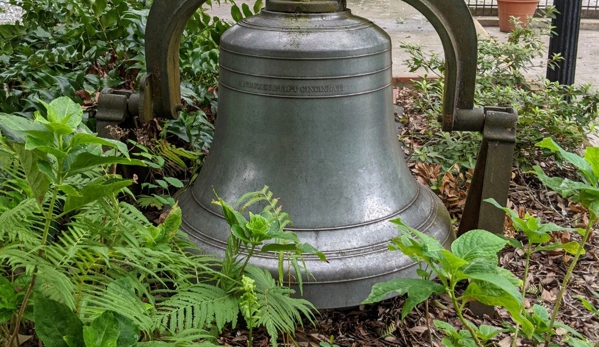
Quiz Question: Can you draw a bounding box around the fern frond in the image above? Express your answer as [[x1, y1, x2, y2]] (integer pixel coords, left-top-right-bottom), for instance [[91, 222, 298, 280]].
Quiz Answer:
[[0, 246, 43, 274], [161, 328, 219, 346], [246, 266, 317, 347], [36, 264, 77, 309], [155, 283, 239, 333], [80, 277, 155, 333], [0, 198, 43, 244], [236, 185, 271, 212], [0, 245, 77, 309], [151, 140, 195, 175], [45, 225, 96, 268]]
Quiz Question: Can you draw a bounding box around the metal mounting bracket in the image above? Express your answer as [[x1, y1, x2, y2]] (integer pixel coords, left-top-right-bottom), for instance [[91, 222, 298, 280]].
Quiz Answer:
[[457, 107, 518, 236], [95, 75, 152, 137]]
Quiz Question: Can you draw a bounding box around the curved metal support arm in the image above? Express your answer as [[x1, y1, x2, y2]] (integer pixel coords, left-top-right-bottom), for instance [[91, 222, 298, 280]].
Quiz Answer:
[[145, 0, 207, 119], [402, 0, 478, 131]]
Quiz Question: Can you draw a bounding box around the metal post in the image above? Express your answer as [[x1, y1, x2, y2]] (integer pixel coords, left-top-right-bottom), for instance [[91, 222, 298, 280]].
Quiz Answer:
[[546, 0, 583, 85]]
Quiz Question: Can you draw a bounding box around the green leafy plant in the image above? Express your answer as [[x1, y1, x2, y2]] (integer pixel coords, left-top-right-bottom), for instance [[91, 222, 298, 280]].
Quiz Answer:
[[211, 186, 326, 346], [319, 335, 340, 347], [0, 0, 259, 117], [401, 12, 599, 172], [150, 186, 324, 347], [486, 198, 587, 346], [532, 137, 599, 346], [128, 139, 196, 210], [34, 296, 139, 347], [163, 109, 214, 153], [576, 290, 599, 318], [239, 276, 260, 347], [363, 221, 532, 347], [0, 97, 222, 346], [0, 0, 150, 115]]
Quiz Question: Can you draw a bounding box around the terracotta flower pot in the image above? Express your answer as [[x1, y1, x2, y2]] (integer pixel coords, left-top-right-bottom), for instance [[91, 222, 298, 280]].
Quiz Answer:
[[497, 0, 540, 32]]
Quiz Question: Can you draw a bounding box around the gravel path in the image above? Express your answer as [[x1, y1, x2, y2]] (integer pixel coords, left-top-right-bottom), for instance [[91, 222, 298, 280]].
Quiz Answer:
[[0, 0, 22, 24]]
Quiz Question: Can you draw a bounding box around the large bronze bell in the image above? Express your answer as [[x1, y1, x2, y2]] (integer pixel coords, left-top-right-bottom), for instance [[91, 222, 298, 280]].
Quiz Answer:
[[97, 0, 518, 309]]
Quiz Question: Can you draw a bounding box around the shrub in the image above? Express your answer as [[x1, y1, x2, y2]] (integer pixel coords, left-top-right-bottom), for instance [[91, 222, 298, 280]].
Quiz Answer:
[[402, 15, 599, 171]]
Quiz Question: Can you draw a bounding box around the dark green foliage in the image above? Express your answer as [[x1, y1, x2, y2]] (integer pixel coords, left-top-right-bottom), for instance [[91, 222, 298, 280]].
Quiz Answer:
[[0, 97, 220, 345], [155, 283, 239, 333], [33, 296, 140, 347], [0, 0, 236, 117], [0, 0, 148, 114], [212, 186, 323, 346], [402, 15, 599, 171], [34, 296, 84, 347], [363, 221, 532, 347]]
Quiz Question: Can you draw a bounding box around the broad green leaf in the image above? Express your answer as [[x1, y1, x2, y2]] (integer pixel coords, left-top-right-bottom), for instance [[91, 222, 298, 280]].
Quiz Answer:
[[439, 250, 468, 272], [534, 166, 599, 199], [162, 176, 184, 188], [451, 229, 507, 262], [69, 133, 129, 158], [575, 296, 599, 316], [231, 224, 251, 244], [362, 278, 444, 319], [14, 145, 50, 200], [213, 197, 247, 228], [464, 282, 533, 337], [584, 147, 599, 180], [441, 337, 457, 347], [459, 258, 500, 281], [34, 296, 84, 347], [24, 129, 56, 147], [532, 304, 550, 324], [162, 205, 182, 237], [565, 337, 595, 347], [66, 153, 145, 177], [0, 276, 17, 323], [58, 184, 82, 197], [241, 3, 253, 17], [39, 119, 77, 136], [100, 9, 119, 28], [390, 218, 444, 261], [113, 312, 140, 347], [0, 114, 48, 143], [477, 325, 500, 342], [265, 227, 297, 242], [580, 190, 599, 219], [24, 135, 67, 158], [43, 97, 83, 130], [466, 272, 522, 304], [63, 179, 133, 213], [83, 311, 119, 347], [92, 0, 107, 17], [536, 138, 596, 185], [37, 160, 57, 183], [536, 241, 585, 255], [486, 198, 572, 243], [434, 320, 460, 338]]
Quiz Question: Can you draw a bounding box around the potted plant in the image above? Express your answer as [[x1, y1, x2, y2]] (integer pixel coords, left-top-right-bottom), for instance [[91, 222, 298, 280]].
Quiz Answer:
[[497, 0, 540, 32]]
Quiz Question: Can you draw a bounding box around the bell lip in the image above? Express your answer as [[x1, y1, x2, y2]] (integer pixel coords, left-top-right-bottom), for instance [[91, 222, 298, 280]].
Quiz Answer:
[[265, 0, 346, 13]]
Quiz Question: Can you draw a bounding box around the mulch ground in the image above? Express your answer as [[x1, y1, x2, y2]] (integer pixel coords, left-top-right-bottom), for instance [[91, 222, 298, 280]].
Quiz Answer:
[[218, 87, 599, 347]]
